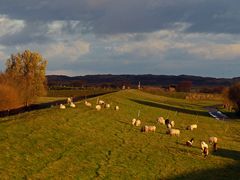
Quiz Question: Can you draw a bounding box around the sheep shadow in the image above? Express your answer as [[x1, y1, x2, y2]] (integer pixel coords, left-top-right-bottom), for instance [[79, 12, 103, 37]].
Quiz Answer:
[[129, 98, 209, 117], [213, 148, 240, 161], [170, 148, 240, 180]]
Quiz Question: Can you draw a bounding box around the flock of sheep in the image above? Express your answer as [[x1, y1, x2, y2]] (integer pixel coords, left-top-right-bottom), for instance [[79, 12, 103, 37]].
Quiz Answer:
[[132, 115, 218, 158], [59, 97, 120, 111], [60, 96, 218, 158]]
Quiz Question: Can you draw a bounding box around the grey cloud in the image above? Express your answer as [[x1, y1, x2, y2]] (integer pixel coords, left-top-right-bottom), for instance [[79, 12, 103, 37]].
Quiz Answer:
[[0, 21, 53, 46], [0, 0, 240, 34]]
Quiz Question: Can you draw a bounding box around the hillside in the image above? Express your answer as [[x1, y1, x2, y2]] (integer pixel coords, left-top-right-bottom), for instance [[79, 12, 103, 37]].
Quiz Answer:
[[47, 74, 240, 87], [0, 90, 240, 179]]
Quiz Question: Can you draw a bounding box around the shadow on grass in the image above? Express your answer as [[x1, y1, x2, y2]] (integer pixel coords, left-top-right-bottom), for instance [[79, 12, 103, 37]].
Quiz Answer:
[[213, 148, 240, 161], [129, 98, 209, 117], [170, 148, 240, 180]]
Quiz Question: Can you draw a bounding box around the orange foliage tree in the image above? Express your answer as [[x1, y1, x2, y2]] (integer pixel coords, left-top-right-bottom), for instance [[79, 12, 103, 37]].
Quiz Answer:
[[0, 73, 23, 110], [5, 50, 48, 107], [228, 82, 240, 113]]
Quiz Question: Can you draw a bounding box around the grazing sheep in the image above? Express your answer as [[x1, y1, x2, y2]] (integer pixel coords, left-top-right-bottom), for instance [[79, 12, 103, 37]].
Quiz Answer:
[[165, 120, 175, 128], [209, 137, 218, 152], [157, 117, 165, 124], [186, 124, 198, 131], [85, 101, 92, 107], [132, 118, 141, 126], [98, 100, 105, 105], [203, 146, 209, 158], [170, 120, 175, 128], [201, 141, 208, 150], [115, 106, 119, 111], [59, 104, 66, 109], [186, 138, 194, 147], [142, 125, 156, 132], [209, 137, 217, 144], [70, 102, 76, 108], [135, 119, 141, 127], [105, 103, 110, 108], [132, 118, 137, 125], [165, 119, 172, 128], [166, 128, 180, 136], [95, 105, 101, 111], [165, 119, 170, 125], [201, 141, 209, 158], [67, 97, 73, 104]]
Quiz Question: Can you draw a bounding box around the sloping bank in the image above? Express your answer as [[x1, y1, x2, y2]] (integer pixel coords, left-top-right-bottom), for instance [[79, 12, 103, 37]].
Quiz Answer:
[[0, 91, 116, 118]]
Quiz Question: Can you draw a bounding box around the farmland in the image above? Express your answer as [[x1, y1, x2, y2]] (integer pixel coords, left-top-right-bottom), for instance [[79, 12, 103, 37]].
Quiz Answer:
[[0, 90, 239, 179]]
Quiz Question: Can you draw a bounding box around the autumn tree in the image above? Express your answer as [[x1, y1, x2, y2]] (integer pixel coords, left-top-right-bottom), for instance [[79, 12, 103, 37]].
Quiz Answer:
[[176, 81, 192, 92], [0, 73, 23, 110], [227, 82, 240, 113], [5, 50, 48, 106]]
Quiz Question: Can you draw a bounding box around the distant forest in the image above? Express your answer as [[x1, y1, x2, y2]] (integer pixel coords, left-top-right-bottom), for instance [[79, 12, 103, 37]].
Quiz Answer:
[[47, 74, 240, 89]]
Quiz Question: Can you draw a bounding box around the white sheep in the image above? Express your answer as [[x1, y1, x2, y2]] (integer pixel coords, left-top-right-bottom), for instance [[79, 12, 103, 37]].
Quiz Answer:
[[165, 119, 173, 128], [209, 137, 217, 144], [166, 128, 180, 136], [135, 119, 141, 127], [132, 118, 137, 125], [170, 120, 175, 128], [157, 117, 165, 124], [209, 137, 218, 152], [201, 141, 208, 151], [201, 141, 209, 157], [95, 105, 101, 111], [67, 97, 73, 104], [132, 119, 141, 126], [59, 104, 66, 109], [142, 125, 156, 132], [115, 106, 119, 111], [186, 124, 197, 131], [70, 102, 76, 108], [98, 100, 105, 105], [186, 138, 194, 147], [105, 104, 110, 108], [85, 101, 92, 107]]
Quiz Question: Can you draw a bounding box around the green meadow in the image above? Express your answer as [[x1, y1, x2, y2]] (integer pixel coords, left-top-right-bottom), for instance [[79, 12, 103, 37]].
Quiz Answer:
[[0, 90, 239, 179]]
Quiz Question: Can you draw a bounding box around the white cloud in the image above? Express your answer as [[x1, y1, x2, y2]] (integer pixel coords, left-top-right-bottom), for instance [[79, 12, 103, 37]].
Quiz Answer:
[[0, 15, 25, 36], [46, 69, 81, 76], [44, 40, 90, 61], [108, 27, 240, 60], [188, 43, 240, 60]]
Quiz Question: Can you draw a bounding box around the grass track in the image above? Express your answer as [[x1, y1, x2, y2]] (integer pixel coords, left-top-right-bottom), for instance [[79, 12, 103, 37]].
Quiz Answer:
[[0, 90, 240, 179]]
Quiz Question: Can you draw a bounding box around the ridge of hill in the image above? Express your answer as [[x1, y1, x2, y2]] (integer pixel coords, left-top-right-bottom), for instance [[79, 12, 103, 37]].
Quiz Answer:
[[47, 74, 240, 87]]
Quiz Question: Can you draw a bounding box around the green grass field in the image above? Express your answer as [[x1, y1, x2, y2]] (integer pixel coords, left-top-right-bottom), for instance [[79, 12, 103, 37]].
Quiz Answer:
[[0, 90, 239, 179]]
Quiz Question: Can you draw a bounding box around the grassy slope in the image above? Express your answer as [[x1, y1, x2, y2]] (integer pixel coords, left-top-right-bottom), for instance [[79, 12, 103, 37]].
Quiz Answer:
[[0, 90, 239, 179]]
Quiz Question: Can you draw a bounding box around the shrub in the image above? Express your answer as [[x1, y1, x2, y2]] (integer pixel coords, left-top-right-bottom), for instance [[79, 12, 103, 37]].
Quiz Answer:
[[0, 74, 23, 110]]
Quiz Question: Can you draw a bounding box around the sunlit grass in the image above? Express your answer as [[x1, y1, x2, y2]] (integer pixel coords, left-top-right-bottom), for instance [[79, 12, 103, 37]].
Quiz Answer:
[[0, 90, 239, 179]]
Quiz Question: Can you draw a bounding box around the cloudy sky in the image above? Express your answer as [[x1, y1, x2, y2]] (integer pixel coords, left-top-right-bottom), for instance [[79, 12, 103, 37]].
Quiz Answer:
[[0, 0, 240, 78]]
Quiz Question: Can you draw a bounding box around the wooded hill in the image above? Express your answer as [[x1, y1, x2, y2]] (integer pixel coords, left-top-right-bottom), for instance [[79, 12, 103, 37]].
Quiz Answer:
[[47, 74, 240, 88]]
